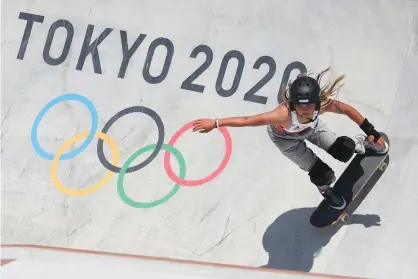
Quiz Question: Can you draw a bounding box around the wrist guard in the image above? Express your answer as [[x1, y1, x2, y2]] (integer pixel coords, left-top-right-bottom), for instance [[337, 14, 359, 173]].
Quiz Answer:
[[359, 118, 381, 142]]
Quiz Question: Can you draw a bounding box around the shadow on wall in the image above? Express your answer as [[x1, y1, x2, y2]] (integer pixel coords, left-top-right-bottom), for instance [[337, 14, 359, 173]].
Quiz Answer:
[[260, 207, 381, 272]]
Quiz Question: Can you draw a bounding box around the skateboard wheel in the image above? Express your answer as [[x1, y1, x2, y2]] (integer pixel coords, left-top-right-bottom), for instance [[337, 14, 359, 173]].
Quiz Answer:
[[340, 213, 350, 223], [379, 162, 388, 171]]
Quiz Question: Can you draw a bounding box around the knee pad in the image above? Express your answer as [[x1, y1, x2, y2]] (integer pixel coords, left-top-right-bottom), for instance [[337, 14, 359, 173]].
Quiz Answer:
[[308, 158, 335, 187], [327, 136, 355, 162]]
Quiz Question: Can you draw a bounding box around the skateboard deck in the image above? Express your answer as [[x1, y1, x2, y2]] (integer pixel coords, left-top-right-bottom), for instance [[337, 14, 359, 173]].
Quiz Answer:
[[310, 132, 390, 228]]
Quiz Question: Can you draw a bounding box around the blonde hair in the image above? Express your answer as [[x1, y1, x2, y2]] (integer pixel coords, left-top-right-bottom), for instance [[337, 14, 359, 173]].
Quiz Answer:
[[281, 66, 345, 108]]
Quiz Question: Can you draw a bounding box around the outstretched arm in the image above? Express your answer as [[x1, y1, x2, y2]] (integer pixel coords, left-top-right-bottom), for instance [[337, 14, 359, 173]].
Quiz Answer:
[[323, 100, 365, 125], [324, 100, 386, 146], [218, 106, 287, 127], [192, 105, 288, 133]]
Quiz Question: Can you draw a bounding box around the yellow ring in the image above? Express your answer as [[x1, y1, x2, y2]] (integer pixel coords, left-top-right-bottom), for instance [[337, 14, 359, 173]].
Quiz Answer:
[[50, 131, 120, 196]]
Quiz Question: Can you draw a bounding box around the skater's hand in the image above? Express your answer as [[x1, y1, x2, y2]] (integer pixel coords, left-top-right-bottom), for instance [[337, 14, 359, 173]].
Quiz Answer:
[[192, 119, 216, 133], [367, 135, 386, 148]]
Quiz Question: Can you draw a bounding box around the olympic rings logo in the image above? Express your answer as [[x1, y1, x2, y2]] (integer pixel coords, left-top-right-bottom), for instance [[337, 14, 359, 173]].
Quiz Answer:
[[31, 93, 232, 208]]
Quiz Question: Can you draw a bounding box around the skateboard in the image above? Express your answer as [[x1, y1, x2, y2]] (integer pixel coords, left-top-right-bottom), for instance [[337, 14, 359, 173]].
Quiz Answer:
[[310, 132, 390, 228]]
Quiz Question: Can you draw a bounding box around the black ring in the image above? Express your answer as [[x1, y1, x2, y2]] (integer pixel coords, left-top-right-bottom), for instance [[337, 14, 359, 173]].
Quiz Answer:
[[97, 106, 164, 173]]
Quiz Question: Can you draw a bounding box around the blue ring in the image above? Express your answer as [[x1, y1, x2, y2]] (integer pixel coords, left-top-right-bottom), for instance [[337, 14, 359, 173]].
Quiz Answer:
[[31, 94, 98, 160]]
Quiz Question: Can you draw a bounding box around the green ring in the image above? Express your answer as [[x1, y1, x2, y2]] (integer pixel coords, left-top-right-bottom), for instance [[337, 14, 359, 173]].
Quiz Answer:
[[117, 143, 186, 208]]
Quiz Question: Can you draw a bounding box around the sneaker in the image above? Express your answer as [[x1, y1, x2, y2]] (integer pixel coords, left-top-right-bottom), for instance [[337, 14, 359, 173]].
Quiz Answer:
[[354, 134, 388, 154], [323, 188, 347, 210], [317, 175, 346, 210], [353, 135, 366, 154]]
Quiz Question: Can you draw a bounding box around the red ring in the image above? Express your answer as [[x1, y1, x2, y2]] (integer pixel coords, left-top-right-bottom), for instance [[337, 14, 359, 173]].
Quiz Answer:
[[163, 120, 232, 186]]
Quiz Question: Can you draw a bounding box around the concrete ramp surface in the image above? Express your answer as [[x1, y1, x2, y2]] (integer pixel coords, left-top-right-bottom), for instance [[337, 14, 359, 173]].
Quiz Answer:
[[1, 245, 364, 279], [1, 0, 418, 278]]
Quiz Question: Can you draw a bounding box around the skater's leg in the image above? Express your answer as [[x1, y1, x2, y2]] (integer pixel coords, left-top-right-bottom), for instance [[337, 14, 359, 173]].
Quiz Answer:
[[308, 120, 363, 162], [308, 119, 388, 158], [306, 120, 338, 151], [308, 157, 346, 209], [267, 126, 317, 172], [267, 125, 346, 209]]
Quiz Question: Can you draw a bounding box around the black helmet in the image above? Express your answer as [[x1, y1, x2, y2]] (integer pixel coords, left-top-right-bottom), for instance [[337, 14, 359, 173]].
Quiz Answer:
[[289, 76, 321, 105]]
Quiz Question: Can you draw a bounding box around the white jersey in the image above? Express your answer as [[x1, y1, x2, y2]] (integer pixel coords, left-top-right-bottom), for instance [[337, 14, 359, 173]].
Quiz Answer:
[[274, 109, 319, 133]]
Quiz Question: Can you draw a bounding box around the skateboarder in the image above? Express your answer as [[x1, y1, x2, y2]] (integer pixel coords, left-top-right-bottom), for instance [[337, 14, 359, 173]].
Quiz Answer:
[[192, 68, 388, 210]]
